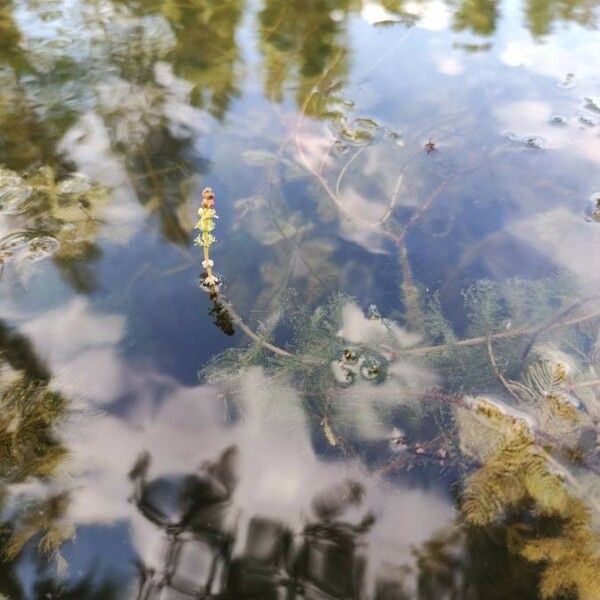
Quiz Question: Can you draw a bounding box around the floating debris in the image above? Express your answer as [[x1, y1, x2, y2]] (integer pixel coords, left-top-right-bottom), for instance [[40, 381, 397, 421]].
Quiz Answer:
[[0, 232, 61, 264], [424, 137, 437, 154], [329, 115, 381, 147], [241, 150, 278, 167], [321, 415, 338, 447], [523, 135, 545, 149]]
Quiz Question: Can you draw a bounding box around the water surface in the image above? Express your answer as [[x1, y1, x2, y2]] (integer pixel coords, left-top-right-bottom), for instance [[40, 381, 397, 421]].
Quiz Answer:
[[1, 0, 600, 598]]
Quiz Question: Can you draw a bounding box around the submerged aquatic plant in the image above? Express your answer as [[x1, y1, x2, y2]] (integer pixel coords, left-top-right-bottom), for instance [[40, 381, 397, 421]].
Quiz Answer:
[[198, 261, 600, 598], [189, 36, 600, 595]]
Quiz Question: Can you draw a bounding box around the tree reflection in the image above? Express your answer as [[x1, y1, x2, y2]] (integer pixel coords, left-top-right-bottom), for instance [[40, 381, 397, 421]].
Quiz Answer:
[[450, 0, 499, 35], [258, 0, 353, 116], [0, 23, 55, 170], [450, 0, 598, 37], [129, 447, 380, 599], [524, 0, 600, 36], [129, 440, 600, 599], [114, 0, 246, 120]]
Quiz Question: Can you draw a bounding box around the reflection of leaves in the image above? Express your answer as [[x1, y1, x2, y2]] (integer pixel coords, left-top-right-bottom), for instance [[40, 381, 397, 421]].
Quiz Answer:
[[0, 72, 54, 170], [525, 0, 599, 36], [148, 0, 245, 120], [451, 0, 499, 35]]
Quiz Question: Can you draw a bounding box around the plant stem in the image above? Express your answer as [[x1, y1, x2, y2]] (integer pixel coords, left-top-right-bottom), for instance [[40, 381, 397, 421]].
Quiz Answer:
[[203, 245, 213, 281], [398, 306, 600, 356], [218, 295, 292, 358]]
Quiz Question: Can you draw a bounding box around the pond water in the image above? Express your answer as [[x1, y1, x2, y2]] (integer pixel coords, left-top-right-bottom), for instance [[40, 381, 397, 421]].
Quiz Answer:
[[1, 0, 600, 598]]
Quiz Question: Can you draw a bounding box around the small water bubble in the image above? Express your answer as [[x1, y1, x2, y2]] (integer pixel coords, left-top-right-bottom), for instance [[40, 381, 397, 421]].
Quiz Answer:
[[334, 140, 349, 154], [386, 130, 405, 146]]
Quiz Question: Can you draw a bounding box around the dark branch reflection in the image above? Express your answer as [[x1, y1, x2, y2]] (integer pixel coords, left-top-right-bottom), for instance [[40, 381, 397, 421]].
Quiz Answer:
[[129, 447, 382, 600]]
